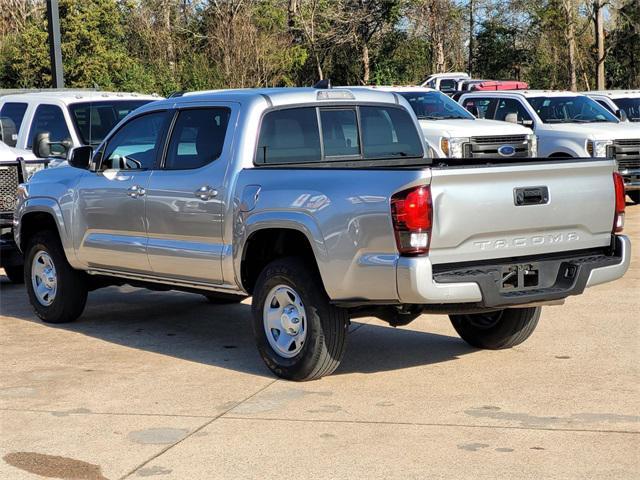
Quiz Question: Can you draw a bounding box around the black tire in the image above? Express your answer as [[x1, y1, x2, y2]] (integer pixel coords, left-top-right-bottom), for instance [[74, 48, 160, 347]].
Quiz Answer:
[[628, 191, 640, 205], [449, 307, 541, 350], [3, 265, 24, 284], [203, 292, 248, 304], [252, 257, 349, 381], [24, 230, 88, 324]]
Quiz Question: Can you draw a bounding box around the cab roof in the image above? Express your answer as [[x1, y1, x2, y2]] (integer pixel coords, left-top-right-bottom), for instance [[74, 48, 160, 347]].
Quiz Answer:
[[154, 87, 402, 109], [584, 90, 640, 99], [461, 90, 587, 98]]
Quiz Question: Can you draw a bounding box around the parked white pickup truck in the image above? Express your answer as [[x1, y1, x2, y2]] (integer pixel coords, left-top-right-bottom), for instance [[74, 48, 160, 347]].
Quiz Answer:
[[0, 90, 160, 159], [420, 72, 470, 93], [584, 90, 640, 123], [459, 90, 640, 203], [370, 86, 535, 159]]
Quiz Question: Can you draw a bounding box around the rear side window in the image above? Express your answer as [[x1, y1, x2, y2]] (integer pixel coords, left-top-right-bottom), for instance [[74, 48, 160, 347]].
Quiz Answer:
[[27, 104, 71, 148], [164, 108, 230, 170], [494, 98, 532, 123], [257, 105, 423, 164], [462, 98, 496, 119], [0, 102, 27, 147], [256, 108, 321, 164], [360, 106, 423, 159]]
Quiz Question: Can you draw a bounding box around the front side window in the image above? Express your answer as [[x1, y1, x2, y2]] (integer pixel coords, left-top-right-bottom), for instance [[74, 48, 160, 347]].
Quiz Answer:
[[101, 111, 167, 170], [0, 102, 28, 147], [494, 98, 533, 124], [69, 100, 153, 146], [527, 96, 618, 123], [256, 108, 321, 164], [401, 91, 474, 120], [320, 109, 360, 157], [164, 108, 230, 170], [595, 99, 616, 114], [613, 98, 640, 122], [27, 104, 71, 150], [360, 106, 423, 159]]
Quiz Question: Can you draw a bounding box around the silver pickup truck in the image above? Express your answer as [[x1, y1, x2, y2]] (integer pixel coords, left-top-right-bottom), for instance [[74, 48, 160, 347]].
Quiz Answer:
[[14, 87, 630, 381]]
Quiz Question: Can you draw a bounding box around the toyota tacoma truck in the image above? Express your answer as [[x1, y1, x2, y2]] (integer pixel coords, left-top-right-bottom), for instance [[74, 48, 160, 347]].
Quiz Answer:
[[458, 90, 640, 203], [369, 86, 536, 159], [14, 87, 630, 381]]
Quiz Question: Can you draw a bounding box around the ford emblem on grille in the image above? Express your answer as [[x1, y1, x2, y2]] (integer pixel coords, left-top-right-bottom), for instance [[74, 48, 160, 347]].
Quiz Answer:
[[498, 145, 516, 157]]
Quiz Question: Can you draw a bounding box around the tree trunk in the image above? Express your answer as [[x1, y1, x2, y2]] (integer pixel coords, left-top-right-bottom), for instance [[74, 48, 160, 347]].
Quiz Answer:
[[468, 0, 474, 75], [362, 42, 370, 84], [563, 0, 577, 91], [594, 0, 606, 89]]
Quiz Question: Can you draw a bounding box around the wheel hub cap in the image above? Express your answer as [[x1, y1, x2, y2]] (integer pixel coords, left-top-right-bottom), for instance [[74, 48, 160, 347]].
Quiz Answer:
[[263, 285, 307, 358], [31, 251, 57, 306]]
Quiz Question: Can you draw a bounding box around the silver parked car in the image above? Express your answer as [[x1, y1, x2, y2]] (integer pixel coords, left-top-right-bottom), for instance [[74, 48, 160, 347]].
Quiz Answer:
[[14, 87, 630, 380]]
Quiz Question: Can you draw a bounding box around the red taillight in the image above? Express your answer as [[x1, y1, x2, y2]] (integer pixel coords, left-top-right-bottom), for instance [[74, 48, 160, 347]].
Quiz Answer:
[[613, 172, 625, 233], [391, 186, 432, 255]]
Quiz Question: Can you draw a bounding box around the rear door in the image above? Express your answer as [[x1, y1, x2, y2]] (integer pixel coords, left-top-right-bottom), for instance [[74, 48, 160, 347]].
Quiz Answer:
[[427, 159, 616, 265], [145, 104, 236, 284]]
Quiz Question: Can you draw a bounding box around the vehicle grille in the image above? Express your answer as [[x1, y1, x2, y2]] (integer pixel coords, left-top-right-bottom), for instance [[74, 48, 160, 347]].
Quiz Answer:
[[0, 164, 20, 214], [470, 135, 527, 144], [612, 139, 640, 171], [465, 135, 530, 158]]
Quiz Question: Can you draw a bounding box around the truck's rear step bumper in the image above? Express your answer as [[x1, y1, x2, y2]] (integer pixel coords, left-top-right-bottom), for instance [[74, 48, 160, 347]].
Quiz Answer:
[[398, 235, 630, 308]]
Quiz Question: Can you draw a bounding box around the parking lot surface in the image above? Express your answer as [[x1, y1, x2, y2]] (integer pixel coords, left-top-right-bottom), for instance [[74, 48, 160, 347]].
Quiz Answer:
[[1, 207, 638, 480]]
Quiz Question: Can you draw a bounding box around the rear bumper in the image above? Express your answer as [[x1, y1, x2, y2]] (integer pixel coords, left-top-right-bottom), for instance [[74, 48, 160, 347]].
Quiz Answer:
[[620, 168, 640, 191], [397, 235, 630, 308]]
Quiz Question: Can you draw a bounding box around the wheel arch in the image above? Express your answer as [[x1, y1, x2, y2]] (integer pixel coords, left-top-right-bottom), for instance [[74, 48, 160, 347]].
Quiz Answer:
[[17, 199, 69, 255]]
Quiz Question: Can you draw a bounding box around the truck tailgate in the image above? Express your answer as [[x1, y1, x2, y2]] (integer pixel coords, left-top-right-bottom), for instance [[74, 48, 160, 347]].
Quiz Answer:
[[428, 159, 616, 265]]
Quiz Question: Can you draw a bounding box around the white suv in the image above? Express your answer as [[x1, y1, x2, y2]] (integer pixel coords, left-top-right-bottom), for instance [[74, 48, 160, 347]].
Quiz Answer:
[[370, 86, 535, 159], [458, 90, 640, 203], [0, 90, 160, 159]]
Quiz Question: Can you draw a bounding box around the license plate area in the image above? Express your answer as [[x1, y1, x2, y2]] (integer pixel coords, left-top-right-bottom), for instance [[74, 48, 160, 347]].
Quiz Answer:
[[500, 263, 540, 291]]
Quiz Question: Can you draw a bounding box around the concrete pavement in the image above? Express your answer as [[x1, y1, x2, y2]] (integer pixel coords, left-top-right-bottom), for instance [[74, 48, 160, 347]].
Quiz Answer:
[[1, 206, 638, 479]]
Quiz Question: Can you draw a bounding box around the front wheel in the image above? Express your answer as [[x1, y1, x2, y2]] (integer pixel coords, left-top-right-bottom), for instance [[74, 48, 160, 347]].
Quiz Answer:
[[25, 231, 88, 324], [628, 191, 640, 205], [449, 307, 541, 349], [252, 257, 348, 381]]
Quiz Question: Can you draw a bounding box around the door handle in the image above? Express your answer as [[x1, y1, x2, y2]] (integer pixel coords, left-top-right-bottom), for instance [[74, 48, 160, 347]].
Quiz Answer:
[[127, 184, 146, 198], [194, 185, 218, 201]]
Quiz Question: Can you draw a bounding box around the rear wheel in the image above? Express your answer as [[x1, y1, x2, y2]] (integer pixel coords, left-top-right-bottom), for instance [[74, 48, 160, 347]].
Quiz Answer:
[[252, 257, 348, 381], [25, 231, 88, 324], [3, 265, 24, 284], [628, 191, 640, 204], [449, 307, 541, 349]]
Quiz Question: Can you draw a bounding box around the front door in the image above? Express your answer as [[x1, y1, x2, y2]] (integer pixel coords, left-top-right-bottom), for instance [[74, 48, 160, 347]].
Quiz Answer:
[[145, 105, 235, 284], [75, 110, 169, 272]]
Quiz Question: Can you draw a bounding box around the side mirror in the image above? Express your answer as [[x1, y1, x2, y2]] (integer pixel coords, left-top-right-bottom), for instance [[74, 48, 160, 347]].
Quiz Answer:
[[504, 112, 519, 124], [617, 109, 629, 122], [68, 145, 93, 169], [33, 132, 51, 158]]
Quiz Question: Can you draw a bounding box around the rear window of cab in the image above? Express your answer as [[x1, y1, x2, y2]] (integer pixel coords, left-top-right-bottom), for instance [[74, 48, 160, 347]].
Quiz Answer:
[[255, 105, 423, 165]]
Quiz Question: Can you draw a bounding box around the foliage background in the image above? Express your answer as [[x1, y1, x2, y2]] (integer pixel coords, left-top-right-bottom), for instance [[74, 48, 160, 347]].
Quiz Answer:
[[0, 0, 638, 95]]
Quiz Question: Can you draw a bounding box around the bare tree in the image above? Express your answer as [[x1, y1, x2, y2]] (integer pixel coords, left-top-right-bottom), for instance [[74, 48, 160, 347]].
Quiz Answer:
[[593, 0, 606, 89], [562, 0, 578, 91]]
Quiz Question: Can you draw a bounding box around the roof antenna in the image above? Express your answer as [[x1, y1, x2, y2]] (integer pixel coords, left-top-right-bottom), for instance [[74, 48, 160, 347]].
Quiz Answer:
[[313, 79, 331, 89]]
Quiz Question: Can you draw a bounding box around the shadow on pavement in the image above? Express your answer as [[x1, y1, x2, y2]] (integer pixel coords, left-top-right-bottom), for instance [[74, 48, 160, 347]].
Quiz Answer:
[[1, 277, 475, 378]]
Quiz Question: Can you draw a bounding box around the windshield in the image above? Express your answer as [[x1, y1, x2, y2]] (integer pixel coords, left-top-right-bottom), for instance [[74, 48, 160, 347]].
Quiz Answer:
[[526, 96, 617, 124], [400, 91, 474, 120], [69, 100, 154, 145], [613, 97, 640, 122]]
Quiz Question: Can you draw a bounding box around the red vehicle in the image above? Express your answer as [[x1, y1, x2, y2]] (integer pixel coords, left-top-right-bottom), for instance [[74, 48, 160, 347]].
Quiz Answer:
[[471, 80, 529, 91]]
